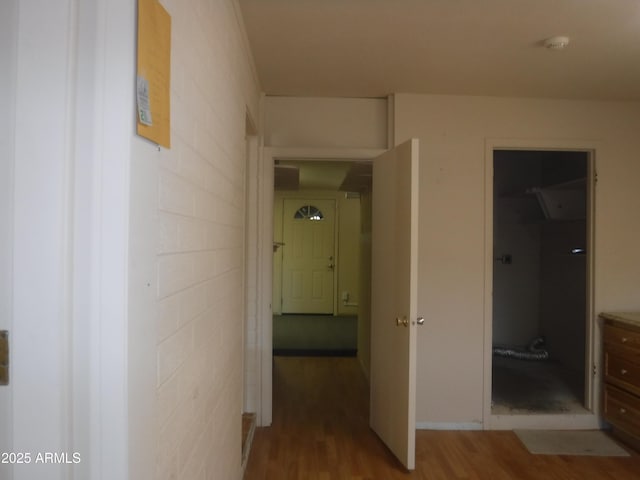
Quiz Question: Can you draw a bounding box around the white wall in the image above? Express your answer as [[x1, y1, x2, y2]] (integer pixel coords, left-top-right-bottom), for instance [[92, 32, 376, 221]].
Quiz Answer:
[[337, 194, 361, 315], [127, 1, 262, 480], [264, 96, 387, 148], [394, 94, 640, 426]]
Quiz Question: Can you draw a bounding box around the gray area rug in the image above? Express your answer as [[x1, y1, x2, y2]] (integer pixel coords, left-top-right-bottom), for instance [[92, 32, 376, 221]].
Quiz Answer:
[[515, 430, 630, 456], [273, 314, 357, 356]]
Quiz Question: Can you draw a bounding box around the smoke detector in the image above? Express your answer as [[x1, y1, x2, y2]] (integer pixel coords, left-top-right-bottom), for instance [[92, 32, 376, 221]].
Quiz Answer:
[[544, 36, 570, 50]]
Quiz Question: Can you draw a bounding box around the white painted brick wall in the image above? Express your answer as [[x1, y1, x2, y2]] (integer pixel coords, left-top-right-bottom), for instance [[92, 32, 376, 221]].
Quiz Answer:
[[152, 0, 260, 479]]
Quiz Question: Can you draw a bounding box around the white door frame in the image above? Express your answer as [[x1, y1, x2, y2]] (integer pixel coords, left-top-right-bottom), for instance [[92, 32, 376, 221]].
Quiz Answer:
[[243, 133, 261, 419], [483, 138, 601, 430], [254, 146, 384, 426], [0, 2, 17, 476], [3, 2, 132, 479]]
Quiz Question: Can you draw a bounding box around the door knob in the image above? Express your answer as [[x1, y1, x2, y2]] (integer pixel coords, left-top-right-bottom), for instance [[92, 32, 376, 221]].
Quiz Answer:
[[396, 316, 409, 327]]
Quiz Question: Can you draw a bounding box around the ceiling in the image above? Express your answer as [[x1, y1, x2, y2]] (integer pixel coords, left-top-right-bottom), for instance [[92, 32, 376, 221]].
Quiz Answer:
[[239, 0, 640, 101]]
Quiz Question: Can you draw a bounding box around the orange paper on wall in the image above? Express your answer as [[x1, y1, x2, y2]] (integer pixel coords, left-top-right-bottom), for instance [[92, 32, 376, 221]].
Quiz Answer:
[[136, 0, 171, 148]]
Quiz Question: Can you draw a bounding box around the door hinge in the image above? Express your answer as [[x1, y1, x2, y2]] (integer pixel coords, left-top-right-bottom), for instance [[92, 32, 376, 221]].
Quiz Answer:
[[593, 364, 597, 376], [0, 330, 8, 386]]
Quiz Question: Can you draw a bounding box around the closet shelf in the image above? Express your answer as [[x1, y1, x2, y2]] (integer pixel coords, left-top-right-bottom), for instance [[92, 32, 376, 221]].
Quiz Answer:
[[499, 177, 586, 221]]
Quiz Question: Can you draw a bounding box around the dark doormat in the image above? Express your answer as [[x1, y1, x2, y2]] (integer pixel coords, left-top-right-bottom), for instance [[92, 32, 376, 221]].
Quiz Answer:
[[273, 314, 357, 357], [273, 348, 357, 357]]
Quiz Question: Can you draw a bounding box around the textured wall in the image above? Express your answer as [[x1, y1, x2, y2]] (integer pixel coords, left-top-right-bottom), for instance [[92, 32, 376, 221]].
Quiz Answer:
[[128, 0, 261, 479]]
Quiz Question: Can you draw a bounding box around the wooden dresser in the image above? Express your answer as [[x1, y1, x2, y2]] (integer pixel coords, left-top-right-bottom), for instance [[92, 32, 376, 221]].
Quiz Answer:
[[602, 312, 640, 451]]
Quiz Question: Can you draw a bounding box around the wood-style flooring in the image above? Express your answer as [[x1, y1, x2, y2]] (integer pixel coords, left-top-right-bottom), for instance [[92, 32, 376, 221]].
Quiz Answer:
[[244, 357, 640, 480]]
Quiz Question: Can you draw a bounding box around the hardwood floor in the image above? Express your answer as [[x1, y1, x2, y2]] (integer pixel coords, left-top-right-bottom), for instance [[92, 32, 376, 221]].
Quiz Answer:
[[244, 357, 640, 480]]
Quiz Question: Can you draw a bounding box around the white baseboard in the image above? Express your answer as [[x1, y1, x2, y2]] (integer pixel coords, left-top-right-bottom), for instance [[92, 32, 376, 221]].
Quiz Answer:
[[416, 422, 483, 431]]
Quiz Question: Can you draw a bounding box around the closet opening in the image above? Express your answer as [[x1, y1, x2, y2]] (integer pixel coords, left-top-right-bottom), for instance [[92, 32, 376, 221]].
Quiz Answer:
[[491, 149, 592, 416]]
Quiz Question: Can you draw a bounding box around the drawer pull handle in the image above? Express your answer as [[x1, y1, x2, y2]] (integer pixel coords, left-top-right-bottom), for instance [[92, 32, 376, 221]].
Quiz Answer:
[[619, 408, 627, 414], [621, 337, 628, 343], [621, 369, 628, 375]]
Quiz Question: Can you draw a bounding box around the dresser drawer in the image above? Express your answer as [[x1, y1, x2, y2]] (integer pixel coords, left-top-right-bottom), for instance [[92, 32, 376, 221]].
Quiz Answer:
[[604, 385, 640, 438], [605, 351, 640, 397], [604, 324, 640, 351]]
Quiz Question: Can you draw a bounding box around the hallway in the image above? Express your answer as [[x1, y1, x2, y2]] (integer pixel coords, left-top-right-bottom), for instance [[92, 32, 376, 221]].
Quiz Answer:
[[244, 357, 640, 480], [244, 356, 408, 478]]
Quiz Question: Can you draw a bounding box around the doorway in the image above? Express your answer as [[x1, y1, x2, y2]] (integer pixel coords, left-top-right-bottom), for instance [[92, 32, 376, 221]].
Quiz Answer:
[[253, 146, 385, 427], [272, 160, 370, 358], [490, 149, 592, 418]]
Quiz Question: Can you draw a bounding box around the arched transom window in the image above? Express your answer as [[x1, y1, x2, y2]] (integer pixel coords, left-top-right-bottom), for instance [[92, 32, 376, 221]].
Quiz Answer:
[[294, 205, 324, 221]]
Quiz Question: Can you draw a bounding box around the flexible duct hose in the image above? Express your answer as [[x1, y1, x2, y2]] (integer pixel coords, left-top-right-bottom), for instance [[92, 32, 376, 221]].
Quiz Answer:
[[492, 336, 549, 361]]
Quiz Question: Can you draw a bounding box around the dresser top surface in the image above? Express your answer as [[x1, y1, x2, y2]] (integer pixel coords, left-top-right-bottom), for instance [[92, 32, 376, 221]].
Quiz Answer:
[[601, 312, 640, 329]]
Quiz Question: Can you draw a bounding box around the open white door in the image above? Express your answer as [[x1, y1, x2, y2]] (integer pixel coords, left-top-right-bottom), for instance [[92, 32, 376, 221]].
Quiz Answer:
[[370, 138, 420, 470]]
